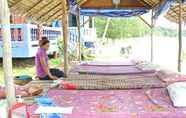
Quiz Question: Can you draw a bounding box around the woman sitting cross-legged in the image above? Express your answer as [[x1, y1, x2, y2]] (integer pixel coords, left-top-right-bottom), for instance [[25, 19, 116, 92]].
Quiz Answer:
[[35, 37, 64, 80]]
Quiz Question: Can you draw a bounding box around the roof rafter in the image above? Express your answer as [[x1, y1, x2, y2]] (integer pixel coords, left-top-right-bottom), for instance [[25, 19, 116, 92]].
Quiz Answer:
[[137, 0, 152, 9], [44, 8, 62, 22], [10, 0, 24, 8], [37, 2, 62, 21], [24, 0, 44, 15], [27, 0, 53, 17]]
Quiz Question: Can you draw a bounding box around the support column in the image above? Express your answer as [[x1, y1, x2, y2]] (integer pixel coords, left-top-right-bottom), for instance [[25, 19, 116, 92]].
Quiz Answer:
[[61, 0, 69, 77], [150, 10, 154, 63], [0, 0, 16, 110], [178, 1, 182, 72], [76, 7, 81, 62]]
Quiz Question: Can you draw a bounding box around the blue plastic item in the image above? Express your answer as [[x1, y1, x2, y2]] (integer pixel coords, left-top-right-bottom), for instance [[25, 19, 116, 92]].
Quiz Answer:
[[35, 96, 54, 106], [35, 96, 63, 118], [15, 75, 32, 81]]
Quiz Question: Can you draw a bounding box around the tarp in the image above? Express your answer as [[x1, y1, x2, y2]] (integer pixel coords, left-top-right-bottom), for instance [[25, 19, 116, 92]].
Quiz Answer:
[[69, 0, 184, 19], [80, 8, 148, 17], [68, 0, 148, 17]]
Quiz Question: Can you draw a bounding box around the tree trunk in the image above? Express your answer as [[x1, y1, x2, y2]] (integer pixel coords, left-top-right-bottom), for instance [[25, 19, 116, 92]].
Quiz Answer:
[[0, 0, 16, 111]]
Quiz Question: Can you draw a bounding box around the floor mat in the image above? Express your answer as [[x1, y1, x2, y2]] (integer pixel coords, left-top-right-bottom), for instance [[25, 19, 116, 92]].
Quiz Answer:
[[28, 88, 186, 118]]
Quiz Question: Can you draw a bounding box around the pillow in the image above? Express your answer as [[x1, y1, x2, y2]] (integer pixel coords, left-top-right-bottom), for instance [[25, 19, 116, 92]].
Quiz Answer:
[[157, 70, 186, 83], [167, 82, 186, 107]]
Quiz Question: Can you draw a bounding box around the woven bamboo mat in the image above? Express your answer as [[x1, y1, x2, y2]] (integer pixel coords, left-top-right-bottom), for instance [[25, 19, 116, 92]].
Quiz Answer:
[[63, 74, 167, 90]]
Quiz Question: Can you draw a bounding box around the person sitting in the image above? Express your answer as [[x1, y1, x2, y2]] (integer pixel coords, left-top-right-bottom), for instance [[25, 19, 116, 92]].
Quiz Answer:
[[35, 37, 64, 80]]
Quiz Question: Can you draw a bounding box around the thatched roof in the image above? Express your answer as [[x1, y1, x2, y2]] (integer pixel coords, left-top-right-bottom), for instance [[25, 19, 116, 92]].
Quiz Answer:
[[165, 3, 186, 23], [8, 0, 164, 24]]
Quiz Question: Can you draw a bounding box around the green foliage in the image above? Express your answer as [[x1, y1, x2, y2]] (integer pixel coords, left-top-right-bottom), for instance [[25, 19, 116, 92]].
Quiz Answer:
[[57, 39, 95, 61], [57, 38, 76, 61], [95, 17, 186, 39], [154, 27, 178, 37], [81, 46, 96, 61], [95, 17, 150, 39]]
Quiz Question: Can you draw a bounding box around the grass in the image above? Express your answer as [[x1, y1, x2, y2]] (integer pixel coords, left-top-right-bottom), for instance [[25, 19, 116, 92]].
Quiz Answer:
[[0, 58, 62, 85]]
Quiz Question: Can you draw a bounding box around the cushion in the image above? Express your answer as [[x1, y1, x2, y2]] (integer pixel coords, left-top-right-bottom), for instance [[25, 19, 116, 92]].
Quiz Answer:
[[14, 75, 32, 86], [167, 82, 186, 107]]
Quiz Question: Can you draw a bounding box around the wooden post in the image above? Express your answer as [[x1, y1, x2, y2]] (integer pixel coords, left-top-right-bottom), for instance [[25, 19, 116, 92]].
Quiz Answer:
[[61, 0, 69, 77], [178, 1, 182, 72], [76, 7, 81, 62], [92, 17, 95, 28], [150, 10, 154, 63], [0, 0, 16, 110]]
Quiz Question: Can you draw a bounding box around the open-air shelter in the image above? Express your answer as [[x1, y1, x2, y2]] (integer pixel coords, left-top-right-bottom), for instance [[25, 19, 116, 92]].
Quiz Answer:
[[0, 0, 185, 115], [165, 2, 186, 72]]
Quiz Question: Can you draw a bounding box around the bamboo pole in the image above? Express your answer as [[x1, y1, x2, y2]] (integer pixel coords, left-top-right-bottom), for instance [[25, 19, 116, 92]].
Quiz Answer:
[[178, 1, 182, 72], [102, 18, 111, 40], [61, 0, 69, 77], [0, 0, 16, 110], [138, 16, 152, 29], [76, 7, 81, 62], [150, 10, 154, 63]]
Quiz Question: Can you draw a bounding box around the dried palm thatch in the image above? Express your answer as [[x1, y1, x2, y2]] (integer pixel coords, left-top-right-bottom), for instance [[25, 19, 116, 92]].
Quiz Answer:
[[7, 0, 165, 24], [165, 3, 186, 23]]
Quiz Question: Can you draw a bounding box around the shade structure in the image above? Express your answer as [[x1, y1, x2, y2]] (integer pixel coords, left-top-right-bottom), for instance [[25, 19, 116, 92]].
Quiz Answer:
[[164, 1, 184, 72], [7, 0, 172, 24], [165, 3, 186, 23]]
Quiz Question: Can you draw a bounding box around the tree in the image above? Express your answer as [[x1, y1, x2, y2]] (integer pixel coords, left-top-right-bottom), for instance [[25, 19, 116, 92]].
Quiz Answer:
[[94, 17, 150, 40]]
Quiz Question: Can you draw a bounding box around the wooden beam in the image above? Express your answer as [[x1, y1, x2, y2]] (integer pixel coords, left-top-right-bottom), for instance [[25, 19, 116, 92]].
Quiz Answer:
[[178, 1, 182, 72], [76, 7, 81, 61], [0, 0, 16, 111], [37, 2, 61, 20], [61, 0, 69, 77], [46, 8, 70, 23], [138, 16, 152, 28], [27, 0, 53, 17], [24, 0, 44, 15], [137, 0, 152, 9], [43, 8, 62, 22], [10, 0, 24, 8], [47, 13, 63, 23]]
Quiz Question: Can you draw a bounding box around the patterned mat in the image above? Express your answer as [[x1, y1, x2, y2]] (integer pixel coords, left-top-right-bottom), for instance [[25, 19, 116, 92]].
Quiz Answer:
[[28, 88, 186, 118]]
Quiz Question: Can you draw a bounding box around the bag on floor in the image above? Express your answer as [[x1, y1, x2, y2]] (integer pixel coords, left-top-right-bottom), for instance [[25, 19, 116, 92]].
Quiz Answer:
[[50, 68, 64, 78], [28, 85, 43, 96]]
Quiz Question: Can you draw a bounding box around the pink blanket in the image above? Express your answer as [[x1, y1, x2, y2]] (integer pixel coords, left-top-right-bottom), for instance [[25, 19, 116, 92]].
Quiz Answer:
[[28, 89, 186, 118], [74, 65, 155, 75]]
